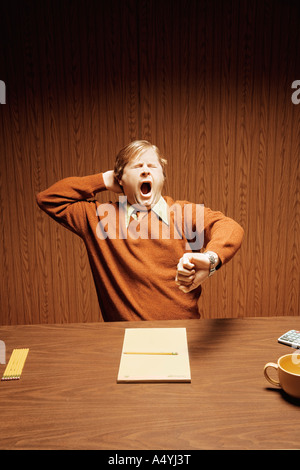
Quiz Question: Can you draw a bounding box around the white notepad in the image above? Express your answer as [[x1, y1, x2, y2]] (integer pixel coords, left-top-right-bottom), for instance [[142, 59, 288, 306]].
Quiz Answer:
[[117, 328, 191, 383]]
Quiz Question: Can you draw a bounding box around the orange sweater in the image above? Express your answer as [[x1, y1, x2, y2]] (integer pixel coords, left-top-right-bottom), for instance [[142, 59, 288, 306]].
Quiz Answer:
[[36, 173, 244, 321]]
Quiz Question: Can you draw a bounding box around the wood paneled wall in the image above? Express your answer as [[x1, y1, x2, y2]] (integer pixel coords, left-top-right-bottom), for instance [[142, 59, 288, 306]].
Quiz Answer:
[[0, 0, 299, 324]]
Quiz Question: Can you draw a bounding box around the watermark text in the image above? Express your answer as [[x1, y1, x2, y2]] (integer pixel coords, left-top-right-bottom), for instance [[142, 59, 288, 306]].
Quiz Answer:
[[0, 80, 6, 104], [291, 80, 300, 105], [96, 196, 204, 250]]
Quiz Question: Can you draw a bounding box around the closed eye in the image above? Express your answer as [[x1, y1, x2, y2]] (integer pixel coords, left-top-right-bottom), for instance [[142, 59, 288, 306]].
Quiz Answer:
[[130, 161, 159, 170]]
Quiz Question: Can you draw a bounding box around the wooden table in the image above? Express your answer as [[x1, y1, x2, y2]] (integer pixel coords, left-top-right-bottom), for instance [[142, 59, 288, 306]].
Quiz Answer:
[[0, 317, 300, 450]]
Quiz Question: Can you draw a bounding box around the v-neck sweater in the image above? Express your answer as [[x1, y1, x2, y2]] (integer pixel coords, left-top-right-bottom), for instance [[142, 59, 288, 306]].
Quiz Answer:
[[36, 173, 244, 321]]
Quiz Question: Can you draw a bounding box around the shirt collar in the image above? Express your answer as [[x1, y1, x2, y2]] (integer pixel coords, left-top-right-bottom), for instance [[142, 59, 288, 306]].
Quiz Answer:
[[125, 196, 169, 227]]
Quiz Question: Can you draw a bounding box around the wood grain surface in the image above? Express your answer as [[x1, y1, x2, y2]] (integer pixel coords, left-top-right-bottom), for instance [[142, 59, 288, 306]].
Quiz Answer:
[[0, 317, 300, 449], [0, 0, 299, 324]]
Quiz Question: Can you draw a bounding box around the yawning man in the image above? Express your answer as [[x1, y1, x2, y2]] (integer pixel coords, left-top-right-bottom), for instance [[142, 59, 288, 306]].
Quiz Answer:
[[36, 140, 244, 321]]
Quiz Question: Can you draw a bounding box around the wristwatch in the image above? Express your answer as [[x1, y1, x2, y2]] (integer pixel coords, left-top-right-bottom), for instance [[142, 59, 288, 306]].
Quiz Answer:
[[205, 251, 219, 277]]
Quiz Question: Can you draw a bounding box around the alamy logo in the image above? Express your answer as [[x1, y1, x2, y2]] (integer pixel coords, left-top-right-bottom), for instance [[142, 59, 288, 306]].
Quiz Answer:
[[291, 80, 300, 105], [0, 80, 6, 104], [95, 196, 204, 250]]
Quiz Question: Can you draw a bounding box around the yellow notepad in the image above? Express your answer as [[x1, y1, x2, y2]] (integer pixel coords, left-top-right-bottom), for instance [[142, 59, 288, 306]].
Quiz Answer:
[[117, 328, 191, 383]]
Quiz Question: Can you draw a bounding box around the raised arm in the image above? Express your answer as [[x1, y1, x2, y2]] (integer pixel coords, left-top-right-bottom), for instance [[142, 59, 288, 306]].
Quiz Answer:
[[36, 171, 121, 235]]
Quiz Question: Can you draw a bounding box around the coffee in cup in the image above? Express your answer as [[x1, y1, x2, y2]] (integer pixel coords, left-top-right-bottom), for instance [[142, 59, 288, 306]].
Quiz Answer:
[[264, 353, 300, 399]]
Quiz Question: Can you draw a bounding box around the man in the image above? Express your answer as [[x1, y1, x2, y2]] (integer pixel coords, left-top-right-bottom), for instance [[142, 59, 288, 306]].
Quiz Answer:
[[36, 140, 244, 321]]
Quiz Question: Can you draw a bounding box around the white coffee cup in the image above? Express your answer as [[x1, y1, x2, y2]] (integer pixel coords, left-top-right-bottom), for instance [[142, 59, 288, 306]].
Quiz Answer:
[[264, 353, 300, 399]]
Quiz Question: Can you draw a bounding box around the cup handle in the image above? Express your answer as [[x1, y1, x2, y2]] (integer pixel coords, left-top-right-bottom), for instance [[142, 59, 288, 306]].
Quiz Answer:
[[264, 362, 280, 387]]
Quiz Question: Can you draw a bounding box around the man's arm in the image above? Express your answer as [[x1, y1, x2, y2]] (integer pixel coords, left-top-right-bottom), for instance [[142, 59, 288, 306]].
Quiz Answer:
[[36, 171, 122, 235], [176, 209, 244, 293], [102, 170, 123, 193]]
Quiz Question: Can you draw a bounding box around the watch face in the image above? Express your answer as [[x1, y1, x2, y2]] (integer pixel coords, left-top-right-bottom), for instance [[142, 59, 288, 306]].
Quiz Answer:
[[206, 252, 218, 265], [207, 254, 215, 265], [206, 252, 217, 276]]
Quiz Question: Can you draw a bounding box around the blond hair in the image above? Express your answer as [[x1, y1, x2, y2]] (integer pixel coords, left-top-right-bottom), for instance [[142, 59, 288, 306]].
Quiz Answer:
[[114, 140, 167, 181]]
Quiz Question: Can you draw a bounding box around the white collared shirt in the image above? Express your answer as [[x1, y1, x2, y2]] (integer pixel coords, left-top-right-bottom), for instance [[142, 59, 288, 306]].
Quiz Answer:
[[125, 196, 169, 227]]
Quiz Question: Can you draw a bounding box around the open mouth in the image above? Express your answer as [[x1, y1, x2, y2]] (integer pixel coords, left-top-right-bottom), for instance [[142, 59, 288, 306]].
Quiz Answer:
[[140, 181, 152, 196]]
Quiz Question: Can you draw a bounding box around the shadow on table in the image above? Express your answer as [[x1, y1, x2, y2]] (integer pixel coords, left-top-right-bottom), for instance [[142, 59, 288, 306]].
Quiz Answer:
[[188, 318, 238, 356], [265, 386, 300, 407]]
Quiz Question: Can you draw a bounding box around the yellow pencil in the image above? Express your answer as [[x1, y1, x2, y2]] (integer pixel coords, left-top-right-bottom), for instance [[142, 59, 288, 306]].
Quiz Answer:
[[123, 352, 178, 355], [13, 348, 22, 379], [18, 348, 29, 379], [6, 349, 18, 379], [3, 349, 16, 380], [15, 349, 28, 379]]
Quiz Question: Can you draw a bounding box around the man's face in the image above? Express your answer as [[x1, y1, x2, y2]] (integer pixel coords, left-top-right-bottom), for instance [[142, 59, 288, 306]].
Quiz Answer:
[[119, 149, 165, 207]]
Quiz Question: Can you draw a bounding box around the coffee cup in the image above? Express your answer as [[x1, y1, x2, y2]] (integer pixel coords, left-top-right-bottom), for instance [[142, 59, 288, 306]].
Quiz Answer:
[[264, 353, 300, 399]]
